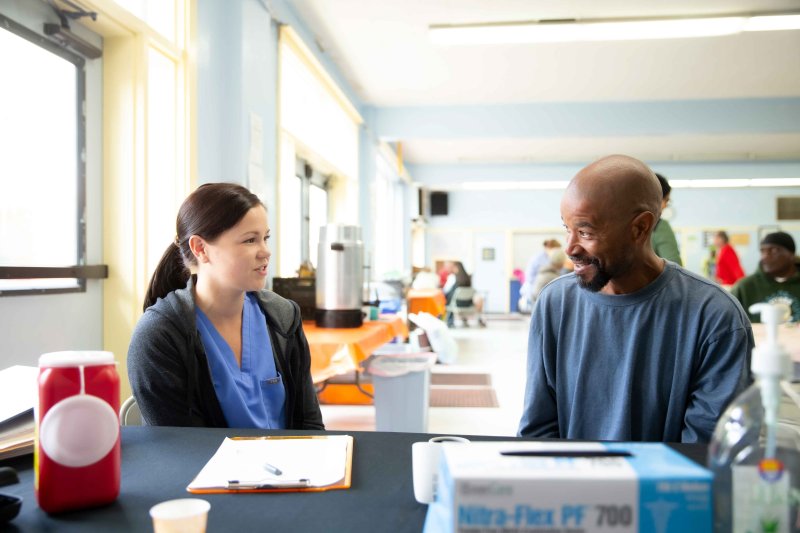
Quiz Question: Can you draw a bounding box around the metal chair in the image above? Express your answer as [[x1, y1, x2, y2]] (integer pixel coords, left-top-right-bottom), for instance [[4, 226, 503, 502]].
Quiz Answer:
[[119, 395, 143, 426], [447, 286, 480, 326]]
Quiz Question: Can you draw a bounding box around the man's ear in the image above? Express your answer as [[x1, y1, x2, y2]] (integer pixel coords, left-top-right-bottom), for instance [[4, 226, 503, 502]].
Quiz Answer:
[[631, 211, 657, 244], [188, 235, 208, 263]]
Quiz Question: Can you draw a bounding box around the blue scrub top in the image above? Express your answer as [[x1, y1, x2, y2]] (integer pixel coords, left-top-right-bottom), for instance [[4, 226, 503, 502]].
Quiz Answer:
[[195, 293, 286, 429]]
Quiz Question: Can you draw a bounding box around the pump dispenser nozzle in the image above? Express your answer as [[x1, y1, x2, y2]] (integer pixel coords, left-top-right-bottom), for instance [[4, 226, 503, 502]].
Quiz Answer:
[[748, 303, 792, 379], [748, 303, 792, 459]]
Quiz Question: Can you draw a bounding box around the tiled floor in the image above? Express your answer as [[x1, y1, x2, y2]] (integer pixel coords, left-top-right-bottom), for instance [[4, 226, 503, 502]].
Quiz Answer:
[[320, 314, 531, 437]]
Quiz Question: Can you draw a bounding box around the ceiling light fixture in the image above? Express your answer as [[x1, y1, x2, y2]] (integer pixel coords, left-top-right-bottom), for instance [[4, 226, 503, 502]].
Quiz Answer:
[[446, 177, 800, 191], [670, 178, 800, 188], [429, 12, 800, 45]]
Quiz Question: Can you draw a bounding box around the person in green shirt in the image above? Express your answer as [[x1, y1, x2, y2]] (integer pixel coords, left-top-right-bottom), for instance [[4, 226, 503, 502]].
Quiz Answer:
[[731, 231, 800, 323], [651, 173, 682, 265]]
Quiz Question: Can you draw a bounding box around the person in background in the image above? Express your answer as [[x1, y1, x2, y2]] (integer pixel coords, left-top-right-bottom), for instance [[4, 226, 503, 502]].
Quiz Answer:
[[128, 183, 324, 429], [702, 247, 717, 280], [714, 230, 745, 287], [732, 231, 800, 323], [650, 173, 682, 265], [521, 240, 561, 306], [437, 261, 452, 288], [518, 155, 752, 443], [411, 266, 440, 289], [529, 249, 567, 305], [443, 261, 485, 327]]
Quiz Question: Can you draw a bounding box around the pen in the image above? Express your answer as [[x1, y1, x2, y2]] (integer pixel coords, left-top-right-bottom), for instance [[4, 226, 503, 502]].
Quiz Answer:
[[500, 451, 632, 458], [263, 462, 283, 476], [227, 478, 311, 490]]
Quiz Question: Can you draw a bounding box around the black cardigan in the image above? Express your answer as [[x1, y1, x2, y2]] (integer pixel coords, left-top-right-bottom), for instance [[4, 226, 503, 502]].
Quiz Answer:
[[127, 277, 324, 429]]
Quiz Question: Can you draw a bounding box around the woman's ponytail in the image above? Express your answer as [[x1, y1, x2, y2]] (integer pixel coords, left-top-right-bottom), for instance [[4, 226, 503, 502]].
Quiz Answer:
[[142, 182, 263, 311], [142, 242, 189, 311]]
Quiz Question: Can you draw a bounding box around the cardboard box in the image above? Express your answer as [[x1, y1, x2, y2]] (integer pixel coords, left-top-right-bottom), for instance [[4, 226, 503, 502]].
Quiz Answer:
[[423, 441, 711, 533]]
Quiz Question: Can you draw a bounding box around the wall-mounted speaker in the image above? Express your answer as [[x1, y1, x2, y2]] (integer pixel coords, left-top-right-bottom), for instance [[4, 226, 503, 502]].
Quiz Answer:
[[430, 191, 448, 216]]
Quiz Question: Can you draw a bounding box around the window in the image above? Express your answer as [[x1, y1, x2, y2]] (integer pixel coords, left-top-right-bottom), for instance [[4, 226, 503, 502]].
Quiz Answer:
[[277, 147, 329, 277], [309, 183, 329, 268], [112, 0, 177, 44], [277, 26, 361, 277], [0, 14, 104, 295], [90, 0, 191, 388], [145, 47, 182, 278], [373, 153, 407, 279]]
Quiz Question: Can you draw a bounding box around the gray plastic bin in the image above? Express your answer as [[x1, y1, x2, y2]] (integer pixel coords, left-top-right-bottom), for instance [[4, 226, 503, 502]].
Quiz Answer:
[[363, 344, 437, 433]]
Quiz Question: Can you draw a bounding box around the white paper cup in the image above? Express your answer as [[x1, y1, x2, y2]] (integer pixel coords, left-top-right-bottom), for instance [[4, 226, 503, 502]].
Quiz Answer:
[[412, 436, 470, 504], [149, 498, 210, 533]]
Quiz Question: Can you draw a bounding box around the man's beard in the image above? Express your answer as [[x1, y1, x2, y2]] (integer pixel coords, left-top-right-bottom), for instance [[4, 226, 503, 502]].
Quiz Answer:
[[572, 255, 612, 292]]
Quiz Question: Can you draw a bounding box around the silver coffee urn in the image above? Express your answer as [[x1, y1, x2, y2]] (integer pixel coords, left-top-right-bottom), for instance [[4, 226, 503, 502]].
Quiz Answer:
[[315, 224, 364, 328]]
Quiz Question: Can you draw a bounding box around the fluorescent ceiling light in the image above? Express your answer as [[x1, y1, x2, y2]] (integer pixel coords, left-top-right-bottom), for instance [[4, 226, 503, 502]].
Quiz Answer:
[[430, 12, 800, 45], [461, 181, 568, 191], [745, 14, 800, 31], [667, 178, 800, 189], [448, 178, 800, 191], [751, 178, 800, 187]]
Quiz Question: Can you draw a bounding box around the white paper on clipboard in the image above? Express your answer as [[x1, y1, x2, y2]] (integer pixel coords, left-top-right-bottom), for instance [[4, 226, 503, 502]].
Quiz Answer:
[[187, 435, 352, 492]]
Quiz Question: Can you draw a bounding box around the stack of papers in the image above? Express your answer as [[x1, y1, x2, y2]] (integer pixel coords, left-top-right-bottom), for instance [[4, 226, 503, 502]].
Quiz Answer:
[[187, 435, 353, 493], [0, 366, 38, 460]]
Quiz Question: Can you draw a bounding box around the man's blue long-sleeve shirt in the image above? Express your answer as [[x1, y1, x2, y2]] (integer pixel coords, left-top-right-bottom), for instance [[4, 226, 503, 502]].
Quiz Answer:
[[518, 262, 753, 443]]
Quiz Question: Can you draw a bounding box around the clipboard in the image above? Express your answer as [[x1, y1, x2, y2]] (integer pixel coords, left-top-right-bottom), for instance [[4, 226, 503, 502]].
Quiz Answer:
[[187, 434, 353, 494]]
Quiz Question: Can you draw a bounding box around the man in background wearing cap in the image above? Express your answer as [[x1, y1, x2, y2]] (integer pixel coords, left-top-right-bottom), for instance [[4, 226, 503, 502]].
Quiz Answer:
[[732, 231, 800, 322]]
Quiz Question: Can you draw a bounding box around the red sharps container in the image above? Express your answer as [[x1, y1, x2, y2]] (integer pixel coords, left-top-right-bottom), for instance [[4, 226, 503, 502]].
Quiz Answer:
[[36, 351, 121, 513]]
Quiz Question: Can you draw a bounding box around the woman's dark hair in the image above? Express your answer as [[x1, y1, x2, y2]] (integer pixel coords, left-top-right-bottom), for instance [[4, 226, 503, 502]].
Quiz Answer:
[[715, 230, 729, 244], [453, 261, 471, 287], [143, 183, 264, 310], [655, 173, 671, 199]]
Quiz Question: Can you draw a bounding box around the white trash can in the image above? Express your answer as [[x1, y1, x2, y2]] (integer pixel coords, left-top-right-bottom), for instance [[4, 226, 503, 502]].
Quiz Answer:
[[363, 344, 437, 433]]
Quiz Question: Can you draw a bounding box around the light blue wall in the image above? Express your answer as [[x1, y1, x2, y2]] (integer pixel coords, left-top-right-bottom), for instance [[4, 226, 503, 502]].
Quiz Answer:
[[196, 0, 277, 212], [376, 98, 800, 139]]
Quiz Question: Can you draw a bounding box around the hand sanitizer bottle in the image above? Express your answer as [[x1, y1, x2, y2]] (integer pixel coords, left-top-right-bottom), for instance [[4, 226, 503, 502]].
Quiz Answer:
[[708, 303, 800, 533]]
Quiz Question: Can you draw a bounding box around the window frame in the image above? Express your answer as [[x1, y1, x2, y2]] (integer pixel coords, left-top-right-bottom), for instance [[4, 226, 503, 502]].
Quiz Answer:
[[296, 157, 330, 266], [0, 12, 107, 297]]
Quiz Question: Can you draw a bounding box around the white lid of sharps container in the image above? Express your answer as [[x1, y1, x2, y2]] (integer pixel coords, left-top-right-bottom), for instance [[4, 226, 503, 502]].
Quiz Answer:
[[38, 350, 115, 368]]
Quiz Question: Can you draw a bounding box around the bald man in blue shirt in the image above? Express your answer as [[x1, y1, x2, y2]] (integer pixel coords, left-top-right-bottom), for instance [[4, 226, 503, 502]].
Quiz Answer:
[[518, 155, 753, 443]]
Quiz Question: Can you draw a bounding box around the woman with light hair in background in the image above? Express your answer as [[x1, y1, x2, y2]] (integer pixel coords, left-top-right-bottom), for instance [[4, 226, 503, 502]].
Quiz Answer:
[[530, 249, 567, 305], [520, 239, 561, 311]]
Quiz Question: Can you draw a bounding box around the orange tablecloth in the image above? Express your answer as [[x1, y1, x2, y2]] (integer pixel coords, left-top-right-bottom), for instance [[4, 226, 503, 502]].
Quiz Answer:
[[303, 316, 409, 385], [303, 316, 410, 405], [407, 288, 446, 318], [380, 313, 409, 341]]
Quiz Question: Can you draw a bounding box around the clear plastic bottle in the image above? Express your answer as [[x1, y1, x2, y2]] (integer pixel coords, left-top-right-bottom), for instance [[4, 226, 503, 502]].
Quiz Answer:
[[708, 303, 800, 533]]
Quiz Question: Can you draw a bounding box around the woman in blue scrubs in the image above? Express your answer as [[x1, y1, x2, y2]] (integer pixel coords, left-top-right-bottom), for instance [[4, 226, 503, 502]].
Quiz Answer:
[[127, 183, 324, 429]]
